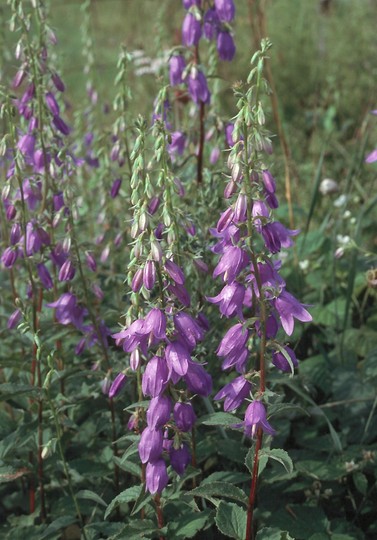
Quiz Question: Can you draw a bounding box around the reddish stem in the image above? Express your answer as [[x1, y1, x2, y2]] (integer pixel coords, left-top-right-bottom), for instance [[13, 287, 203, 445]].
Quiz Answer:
[[245, 428, 263, 540], [154, 494, 165, 540], [197, 101, 205, 184]]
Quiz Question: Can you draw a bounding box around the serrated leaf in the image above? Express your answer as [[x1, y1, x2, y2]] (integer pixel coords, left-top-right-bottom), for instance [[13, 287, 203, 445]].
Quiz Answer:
[[168, 509, 212, 539], [215, 501, 247, 539], [189, 482, 248, 506], [198, 412, 238, 426], [104, 486, 141, 519], [260, 448, 294, 474], [76, 489, 107, 508]]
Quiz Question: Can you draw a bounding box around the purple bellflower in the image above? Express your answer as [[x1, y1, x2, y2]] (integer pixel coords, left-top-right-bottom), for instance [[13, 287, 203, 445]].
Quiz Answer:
[[182, 13, 202, 47], [169, 55, 186, 86], [217, 31, 236, 61], [244, 401, 275, 438], [215, 0, 235, 21], [187, 69, 210, 105], [145, 459, 169, 494]]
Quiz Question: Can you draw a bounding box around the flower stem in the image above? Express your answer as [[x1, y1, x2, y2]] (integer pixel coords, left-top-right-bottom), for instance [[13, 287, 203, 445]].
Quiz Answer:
[[245, 428, 263, 540]]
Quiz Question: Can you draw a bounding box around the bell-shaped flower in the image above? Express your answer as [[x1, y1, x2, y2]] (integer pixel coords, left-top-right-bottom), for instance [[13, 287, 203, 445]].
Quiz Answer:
[[244, 401, 275, 438], [184, 361, 212, 396], [273, 290, 312, 336], [217, 322, 249, 357], [46, 293, 85, 329], [170, 444, 191, 475], [174, 402, 197, 431], [203, 7, 219, 40], [217, 31, 236, 61], [169, 55, 186, 86], [272, 346, 298, 373], [37, 263, 53, 289], [143, 308, 166, 340], [182, 12, 202, 47], [207, 282, 245, 318], [108, 373, 127, 398], [215, 375, 252, 412], [166, 341, 191, 377], [213, 246, 250, 283], [143, 260, 156, 290], [142, 356, 169, 397], [146, 395, 172, 429], [215, 0, 235, 22], [138, 426, 164, 464], [174, 312, 204, 350], [187, 69, 210, 105], [261, 221, 299, 254], [165, 259, 185, 285], [145, 459, 169, 494]]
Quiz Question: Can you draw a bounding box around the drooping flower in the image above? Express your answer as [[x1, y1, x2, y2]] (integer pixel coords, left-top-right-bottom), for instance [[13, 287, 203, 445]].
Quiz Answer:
[[187, 69, 210, 105], [244, 401, 275, 438], [170, 444, 191, 475], [184, 361, 212, 396], [214, 375, 252, 412], [182, 12, 202, 47], [206, 282, 245, 318], [215, 0, 235, 22], [272, 346, 298, 372], [168, 131, 186, 158], [169, 55, 186, 86], [146, 395, 172, 429], [166, 341, 191, 377], [142, 356, 169, 397], [217, 31, 236, 61], [138, 426, 164, 463], [174, 401, 197, 431], [46, 293, 86, 329], [213, 246, 250, 284], [273, 290, 312, 336], [145, 459, 169, 494], [108, 373, 127, 398]]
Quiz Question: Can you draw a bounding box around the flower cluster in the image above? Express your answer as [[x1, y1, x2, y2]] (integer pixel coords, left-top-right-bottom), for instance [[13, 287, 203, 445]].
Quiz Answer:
[[2, 2, 111, 359], [111, 115, 212, 494], [208, 40, 312, 437], [169, 0, 236, 106]]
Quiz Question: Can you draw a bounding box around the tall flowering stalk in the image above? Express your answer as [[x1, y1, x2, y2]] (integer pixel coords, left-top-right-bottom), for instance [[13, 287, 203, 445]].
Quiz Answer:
[[207, 39, 312, 538], [112, 90, 212, 533], [169, 0, 236, 183]]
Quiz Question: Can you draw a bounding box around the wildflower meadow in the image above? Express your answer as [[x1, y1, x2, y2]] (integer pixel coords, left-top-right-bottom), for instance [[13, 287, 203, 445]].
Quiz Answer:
[[0, 0, 376, 539]]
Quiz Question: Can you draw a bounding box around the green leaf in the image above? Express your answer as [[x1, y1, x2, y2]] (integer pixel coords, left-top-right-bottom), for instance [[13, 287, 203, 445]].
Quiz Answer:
[[76, 489, 107, 508], [259, 448, 294, 475], [168, 509, 212, 539], [198, 412, 238, 426], [114, 455, 141, 477], [39, 516, 78, 539], [215, 501, 247, 539], [189, 482, 248, 506], [201, 471, 249, 485], [0, 383, 39, 401], [256, 527, 295, 540], [104, 486, 141, 519], [131, 485, 152, 515], [353, 472, 368, 495]]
